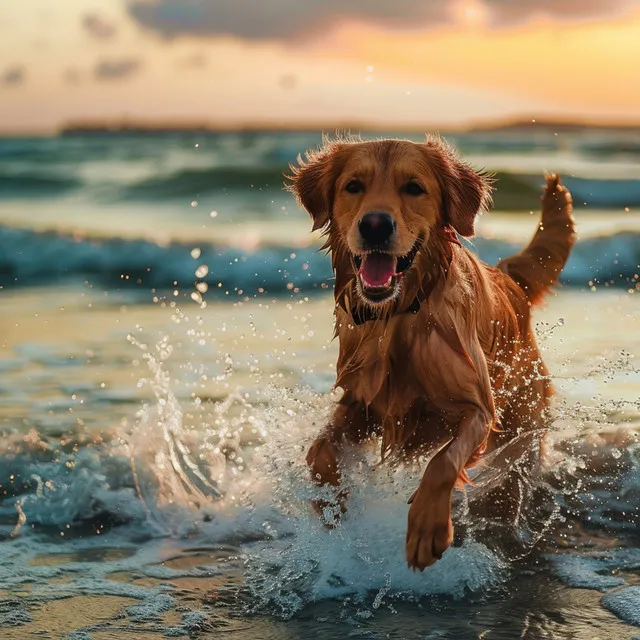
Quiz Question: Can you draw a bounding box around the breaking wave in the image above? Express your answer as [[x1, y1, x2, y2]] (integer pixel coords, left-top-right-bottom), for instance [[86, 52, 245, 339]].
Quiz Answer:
[[1, 224, 638, 292]]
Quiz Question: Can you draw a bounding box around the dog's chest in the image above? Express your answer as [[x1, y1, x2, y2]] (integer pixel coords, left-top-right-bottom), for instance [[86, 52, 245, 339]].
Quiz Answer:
[[338, 315, 436, 411]]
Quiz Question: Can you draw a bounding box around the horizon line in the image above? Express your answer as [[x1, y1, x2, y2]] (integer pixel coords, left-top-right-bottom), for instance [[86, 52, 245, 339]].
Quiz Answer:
[[2, 114, 640, 137]]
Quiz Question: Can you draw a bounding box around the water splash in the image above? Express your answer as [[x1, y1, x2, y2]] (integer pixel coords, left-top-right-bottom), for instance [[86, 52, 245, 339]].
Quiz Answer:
[[129, 333, 221, 505], [3, 293, 634, 634], [107, 306, 638, 622]]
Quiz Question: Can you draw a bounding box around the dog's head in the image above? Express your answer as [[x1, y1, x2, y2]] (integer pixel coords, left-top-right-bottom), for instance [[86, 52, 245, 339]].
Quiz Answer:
[[287, 137, 493, 307]]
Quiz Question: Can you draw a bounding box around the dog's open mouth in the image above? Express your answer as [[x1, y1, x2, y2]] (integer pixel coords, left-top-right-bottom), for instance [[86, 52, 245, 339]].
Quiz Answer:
[[353, 239, 421, 303]]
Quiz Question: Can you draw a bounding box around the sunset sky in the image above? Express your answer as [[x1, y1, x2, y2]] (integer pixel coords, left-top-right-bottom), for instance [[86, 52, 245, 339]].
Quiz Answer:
[[1, 0, 639, 132]]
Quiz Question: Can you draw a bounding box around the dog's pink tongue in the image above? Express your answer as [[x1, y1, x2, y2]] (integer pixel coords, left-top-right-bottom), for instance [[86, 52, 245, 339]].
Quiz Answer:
[[360, 253, 396, 287]]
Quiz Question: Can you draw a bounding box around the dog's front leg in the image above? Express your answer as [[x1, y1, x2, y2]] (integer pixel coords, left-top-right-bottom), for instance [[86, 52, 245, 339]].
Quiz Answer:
[[306, 426, 346, 526], [406, 406, 490, 570], [306, 434, 341, 488], [306, 401, 372, 523]]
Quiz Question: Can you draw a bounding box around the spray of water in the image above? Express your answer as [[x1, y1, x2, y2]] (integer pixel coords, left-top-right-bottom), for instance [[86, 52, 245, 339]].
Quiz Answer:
[[113, 299, 640, 621]]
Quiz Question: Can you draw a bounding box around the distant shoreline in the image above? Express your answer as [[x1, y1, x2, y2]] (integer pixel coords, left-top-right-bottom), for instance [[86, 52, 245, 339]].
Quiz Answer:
[[1, 117, 639, 138], [56, 118, 640, 136]]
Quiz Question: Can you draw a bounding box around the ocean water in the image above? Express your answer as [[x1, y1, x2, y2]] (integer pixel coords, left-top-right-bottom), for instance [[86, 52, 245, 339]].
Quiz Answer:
[[0, 130, 639, 639]]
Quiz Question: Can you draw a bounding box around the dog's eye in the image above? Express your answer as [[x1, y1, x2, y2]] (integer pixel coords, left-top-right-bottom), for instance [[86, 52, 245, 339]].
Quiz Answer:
[[345, 179, 364, 194], [404, 181, 426, 196]]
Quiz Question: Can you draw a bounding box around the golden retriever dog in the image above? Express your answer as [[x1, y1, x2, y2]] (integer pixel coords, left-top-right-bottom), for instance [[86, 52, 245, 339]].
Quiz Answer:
[[286, 136, 575, 571]]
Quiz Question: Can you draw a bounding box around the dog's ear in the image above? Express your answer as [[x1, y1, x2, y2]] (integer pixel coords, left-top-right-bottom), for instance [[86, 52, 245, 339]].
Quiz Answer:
[[423, 137, 493, 237], [285, 141, 344, 232]]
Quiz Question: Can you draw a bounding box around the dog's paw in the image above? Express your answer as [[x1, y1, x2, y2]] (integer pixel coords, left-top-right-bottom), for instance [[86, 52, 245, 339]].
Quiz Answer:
[[306, 436, 348, 527], [406, 486, 453, 571]]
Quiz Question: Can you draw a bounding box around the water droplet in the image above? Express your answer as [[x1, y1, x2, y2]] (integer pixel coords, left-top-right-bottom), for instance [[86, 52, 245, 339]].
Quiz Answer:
[[191, 200, 198, 208], [210, 210, 218, 218], [190, 247, 201, 259], [331, 386, 345, 402], [195, 265, 209, 278], [558, 317, 565, 326]]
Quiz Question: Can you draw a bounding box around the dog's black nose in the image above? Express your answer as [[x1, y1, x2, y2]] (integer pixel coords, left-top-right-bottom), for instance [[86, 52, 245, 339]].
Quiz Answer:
[[358, 212, 396, 246]]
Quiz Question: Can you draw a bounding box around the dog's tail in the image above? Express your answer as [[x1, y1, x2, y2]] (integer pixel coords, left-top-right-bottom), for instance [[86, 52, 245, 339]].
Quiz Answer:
[[496, 174, 576, 306]]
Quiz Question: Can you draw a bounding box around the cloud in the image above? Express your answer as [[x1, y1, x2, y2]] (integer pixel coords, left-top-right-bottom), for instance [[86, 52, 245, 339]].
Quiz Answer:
[[126, 0, 447, 39], [126, 0, 640, 40], [94, 58, 141, 81], [1, 66, 25, 87], [483, 0, 639, 26], [82, 13, 118, 39]]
